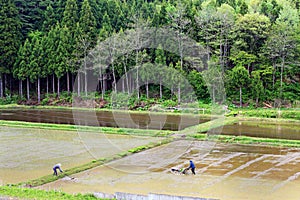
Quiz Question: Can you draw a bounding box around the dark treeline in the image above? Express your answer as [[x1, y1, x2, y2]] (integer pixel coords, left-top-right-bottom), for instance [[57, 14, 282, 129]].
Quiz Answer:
[[0, 0, 299, 107]]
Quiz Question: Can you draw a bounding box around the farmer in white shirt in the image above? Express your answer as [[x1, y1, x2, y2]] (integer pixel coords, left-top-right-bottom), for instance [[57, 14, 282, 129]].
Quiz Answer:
[[53, 163, 63, 176]]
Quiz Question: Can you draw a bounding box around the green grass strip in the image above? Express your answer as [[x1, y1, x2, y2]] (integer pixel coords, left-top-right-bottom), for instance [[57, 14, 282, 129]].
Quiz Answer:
[[0, 186, 105, 200], [179, 117, 238, 135], [227, 108, 300, 120], [190, 133, 300, 148], [0, 120, 171, 137]]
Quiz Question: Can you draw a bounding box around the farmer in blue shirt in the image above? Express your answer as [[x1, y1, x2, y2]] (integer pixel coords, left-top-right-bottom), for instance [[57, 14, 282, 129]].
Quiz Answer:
[[53, 163, 63, 176], [186, 160, 196, 175]]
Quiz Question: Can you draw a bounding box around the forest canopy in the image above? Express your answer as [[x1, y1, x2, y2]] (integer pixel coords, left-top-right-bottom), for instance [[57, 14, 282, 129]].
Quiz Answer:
[[0, 0, 299, 108]]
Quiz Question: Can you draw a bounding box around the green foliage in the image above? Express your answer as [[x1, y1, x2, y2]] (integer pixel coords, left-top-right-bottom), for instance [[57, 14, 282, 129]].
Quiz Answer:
[[0, 95, 21, 105], [162, 99, 178, 108], [226, 108, 300, 120], [227, 65, 250, 106], [0, 0, 21, 77], [128, 145, 147, 153], [234, 13, 271, 53], [62, 0, 78, 33], [0, 186, 99, 200], [0, 0, 298, 107], [79, 0, 97, 44]]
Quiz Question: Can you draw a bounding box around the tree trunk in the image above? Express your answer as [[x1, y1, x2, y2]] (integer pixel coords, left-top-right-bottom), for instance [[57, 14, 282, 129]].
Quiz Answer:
[[46, 76, 49, 95], [146, 80, 149, 98], [8, 74, 12, 97], [272, 62, 276, 89], [27, 77, 30, 100], [77, 72, 80, 97], [37, 77, 40, 103], [57, 77, 60, 97], [4, 74, 6, 97], [135, 49, 140, 100], [71, 74, 74, 92], [178, 83, 181, 104], [9, 74, 12, 97], [112, 64, 116, 92], [67, 72, 70, 94], [124, 64, 129, 95], [178, 31, 183, 105], [239, 86, 242, 108], [52, 74, 55, 94], [280, 56, 285, 100], [129, 74, 132, 93], [103, 74, 106, 97], [85, 70, 87, 97], [0, 74, 3, 98], [99, 74, 103, 99], [160, 79, 162, 99], [122, 78, 125, 93], [19, 80, 23, 97]]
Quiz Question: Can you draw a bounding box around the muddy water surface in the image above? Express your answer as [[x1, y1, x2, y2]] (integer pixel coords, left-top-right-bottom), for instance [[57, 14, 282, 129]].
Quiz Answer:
[[41, 140, 300, 200], [0, 127, 162, 184], [0, 109, 207, 130], [215, 121, 300, 140]]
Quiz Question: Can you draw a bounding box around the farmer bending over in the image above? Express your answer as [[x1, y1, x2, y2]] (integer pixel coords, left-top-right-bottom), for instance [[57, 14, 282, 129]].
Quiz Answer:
[[53, 163, 63, 176]]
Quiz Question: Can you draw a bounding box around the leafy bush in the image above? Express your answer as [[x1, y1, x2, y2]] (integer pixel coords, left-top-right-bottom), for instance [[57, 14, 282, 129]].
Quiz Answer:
[[0, 95, 22, 105], [40, 97, 49, 106], [162, 99, 178, 107]]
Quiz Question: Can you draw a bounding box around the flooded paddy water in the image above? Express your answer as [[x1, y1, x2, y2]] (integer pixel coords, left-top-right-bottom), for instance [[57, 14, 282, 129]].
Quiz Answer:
[[214, 121, 300, 140], [41, 140, 300, 200], [1, 109, 300, 199], [0, 109, 207, 130], [0, 127, 162, 184]]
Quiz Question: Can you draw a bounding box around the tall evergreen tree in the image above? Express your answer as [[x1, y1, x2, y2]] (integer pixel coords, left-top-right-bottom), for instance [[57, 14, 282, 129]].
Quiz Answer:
[[46, 23, 60, 95], [28, 31, 46, 103], [42, 4, 56, 32], [14, 38, 32, 100], [56, 26, 71, 97], [228, 65, 250, 107], [79, 0, 97, 44], [62, 0, 78, 35], [0, 0, 22, 97], [15, 0, 45, 37]]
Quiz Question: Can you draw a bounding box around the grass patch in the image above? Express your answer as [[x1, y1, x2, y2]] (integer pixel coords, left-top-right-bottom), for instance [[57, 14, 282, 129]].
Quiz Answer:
[[0, 186, 103, 200], [0, 120, 172, 137], [227, 108, 300, 120], [179, 117, 238, 135], [190, 133, 300, 148]]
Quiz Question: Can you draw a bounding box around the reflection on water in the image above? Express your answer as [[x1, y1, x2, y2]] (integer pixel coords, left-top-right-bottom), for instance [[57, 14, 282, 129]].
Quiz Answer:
[[215, 121, 300, 140], [0, 109, 208, 131]]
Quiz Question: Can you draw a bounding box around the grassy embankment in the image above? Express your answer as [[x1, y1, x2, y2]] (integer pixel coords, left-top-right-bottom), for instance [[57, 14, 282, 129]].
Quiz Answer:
[[227, 107, 300, 120], [0, 120, 172, 137], [0, 186, 101, 200]]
